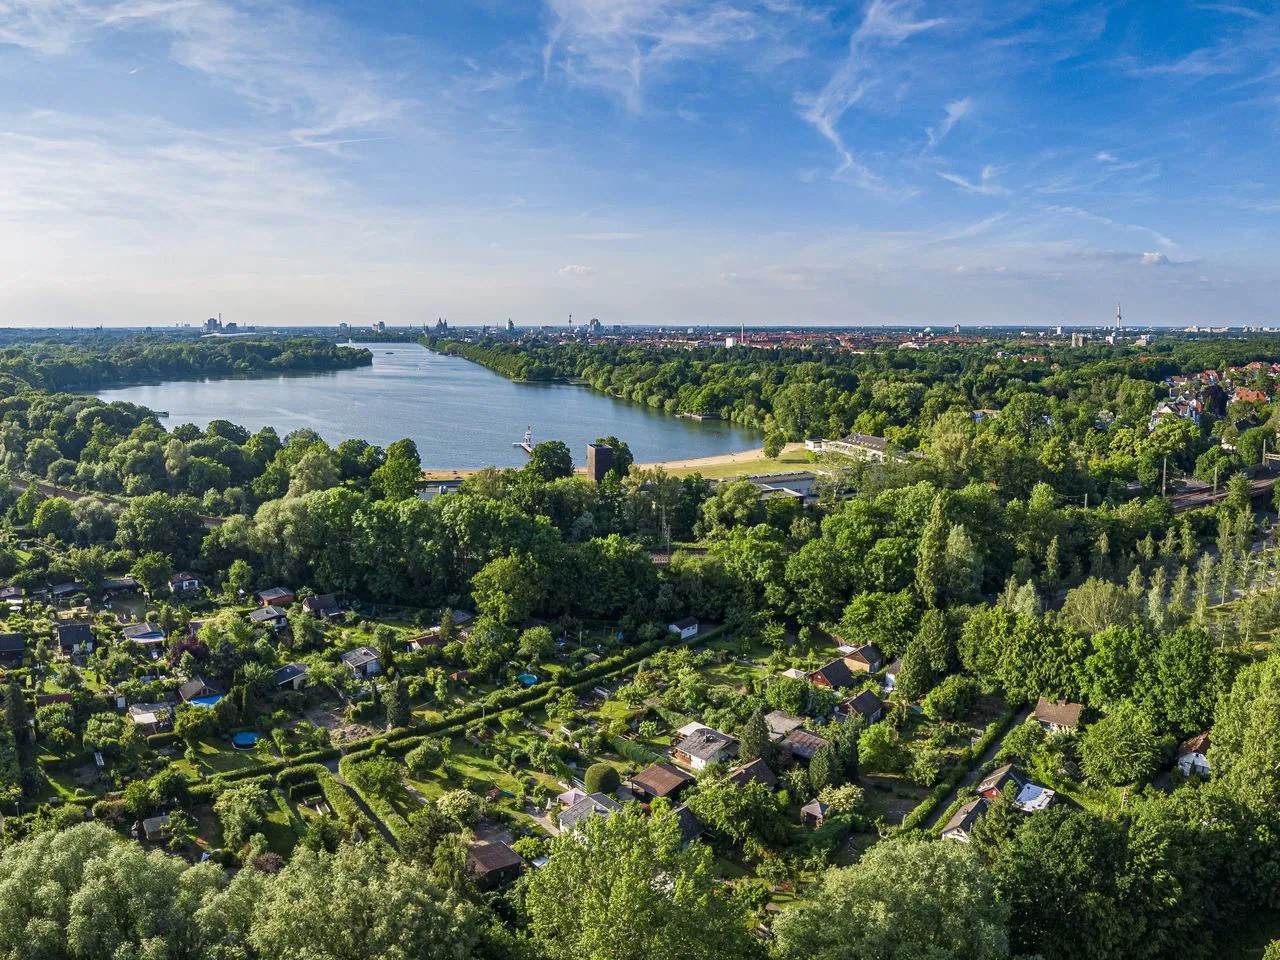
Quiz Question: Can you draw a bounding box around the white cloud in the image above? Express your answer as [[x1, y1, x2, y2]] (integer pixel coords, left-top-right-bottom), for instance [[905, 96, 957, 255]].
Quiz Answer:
[[559, 263, 597, 275], [1141, 251, 1170, 265], [937, 164, 1008, 196], [0, 0, 404, 146], [1095, 150, 1117, 163], [925, 96, 972, 148], [797, 0, 945, 184], [541, 0, 797, 111]]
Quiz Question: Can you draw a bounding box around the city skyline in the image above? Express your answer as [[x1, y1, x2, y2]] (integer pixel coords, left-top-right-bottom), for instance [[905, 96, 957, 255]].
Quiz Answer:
[[1, 1, 1277, 327]]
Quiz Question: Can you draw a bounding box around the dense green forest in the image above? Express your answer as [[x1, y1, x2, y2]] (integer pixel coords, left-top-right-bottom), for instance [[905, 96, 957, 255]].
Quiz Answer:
[[437, 335, 1280, 499], [1, 332, 1280, 959], [0, 333, 370, 394]]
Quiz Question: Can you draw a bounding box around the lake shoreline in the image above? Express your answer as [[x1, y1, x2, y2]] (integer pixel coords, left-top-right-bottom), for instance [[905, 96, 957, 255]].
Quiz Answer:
[[92, 343, 761, 470]]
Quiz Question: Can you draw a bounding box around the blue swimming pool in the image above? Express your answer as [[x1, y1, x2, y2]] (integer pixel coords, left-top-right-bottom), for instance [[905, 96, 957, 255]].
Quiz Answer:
[[516, 673, 538, 687], [231, 731, 259, 749], [191, 695, 223, 707]]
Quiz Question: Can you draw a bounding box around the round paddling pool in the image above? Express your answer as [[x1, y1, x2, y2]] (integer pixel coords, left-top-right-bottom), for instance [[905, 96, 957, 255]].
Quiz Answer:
[[231, 731, 259, 749], [516, 673, 538, 687]]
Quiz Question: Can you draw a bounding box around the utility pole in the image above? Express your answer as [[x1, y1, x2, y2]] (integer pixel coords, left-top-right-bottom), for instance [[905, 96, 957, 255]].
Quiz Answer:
[[1162, 456, 1168, 497]]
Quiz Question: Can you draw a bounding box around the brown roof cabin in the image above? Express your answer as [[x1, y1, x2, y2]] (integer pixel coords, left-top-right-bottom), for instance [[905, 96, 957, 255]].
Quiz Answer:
[[808, 658, 856, 690], [843, 643, 884, 673], [837, 690, 883, 726], [1033, 698, 1083, 732], [467, 842, 523, 891], [781, 729, 830, 764], [627, 762, 696, 802], [800, 799, 829, 829], [302, 594, 342, 619], [728, 758, 778, 792]]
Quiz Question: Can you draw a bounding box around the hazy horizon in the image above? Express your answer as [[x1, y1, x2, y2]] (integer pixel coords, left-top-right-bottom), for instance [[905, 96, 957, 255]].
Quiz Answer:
[[1, 1, 1277, 328]]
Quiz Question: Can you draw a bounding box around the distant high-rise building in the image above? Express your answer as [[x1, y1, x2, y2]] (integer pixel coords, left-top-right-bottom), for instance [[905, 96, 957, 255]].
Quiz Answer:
[[1115, 303, 1122, 330], [372, 320, 385, 333], [953, 324, 961, 334], [505, 318, 515, 333]]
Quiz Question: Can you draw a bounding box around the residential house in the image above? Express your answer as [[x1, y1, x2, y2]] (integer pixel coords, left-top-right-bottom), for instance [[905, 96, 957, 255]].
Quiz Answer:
[[672, 804, 703, 847], [782, 729, 830, 764], [467, 842, 523, 891], [728, 758, 778, 792], [671, 726, 738, 771], [668, 617, 699, 640], [168, 572, 201, 594], [1034, 698, 1083, 733], [249, 605, 288, 630], [271, 662, 308, 692], [977, 763, 1056, 812], [558, 792, 622, 834], [837, 690, 883, 726], [1233, 386, 1268, 404], [50, 582, 84, 601], [340, 646, 381, 679], [0, 633, 25, 665], [800, 799, 829, 829], [626, 762, 696, 802], [882, 659, 903, 692], [0, 585, 22, 613], [303, 594, 342, 619], [941, 798, 989, 843], [256, 587, 296, 607], [100, 577, 140, 596], [764, 710, 806, 741], [844, 643, 884, 674], [127, 702, 174, 734], [141, 814, 170, 841], [1177, 732, 1212, 777], [808, 658, 856, 691], [121, 622, 166, 646], [56, 623, 93, 656], [179, 676, 222, 705]]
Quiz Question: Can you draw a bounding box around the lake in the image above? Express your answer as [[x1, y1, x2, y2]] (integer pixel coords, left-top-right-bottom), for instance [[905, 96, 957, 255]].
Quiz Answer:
[[92, 344, 760, 469]]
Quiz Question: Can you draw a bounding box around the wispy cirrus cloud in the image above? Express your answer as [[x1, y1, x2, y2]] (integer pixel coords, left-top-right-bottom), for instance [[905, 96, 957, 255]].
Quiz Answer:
[[925, 96, 972, 148], [540, 0, 806, 111], [559, 263, 597, 275], [937, 164, 1008, 196], [796, 0, 945, 185], [0, 0, 405, 146]]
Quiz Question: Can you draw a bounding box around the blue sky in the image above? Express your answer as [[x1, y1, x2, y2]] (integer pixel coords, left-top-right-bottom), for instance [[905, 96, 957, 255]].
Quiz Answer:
[[0, 0, 1277, 327]]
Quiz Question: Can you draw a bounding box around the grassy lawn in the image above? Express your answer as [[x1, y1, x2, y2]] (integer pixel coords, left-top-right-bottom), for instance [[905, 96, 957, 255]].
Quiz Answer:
[[172, 738, 271, 778], [407, 738, 526, 802], [261, 790, 304, 855], [860, 774, 931, 827]]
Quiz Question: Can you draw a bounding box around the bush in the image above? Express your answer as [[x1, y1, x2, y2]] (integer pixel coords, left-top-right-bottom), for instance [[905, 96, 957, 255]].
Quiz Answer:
[[92, 798, 127, 825], [405, 739, 443, 779], [584, 762, 620, 795], [610, 736, 660, 767], [921, 675, 979, 722]]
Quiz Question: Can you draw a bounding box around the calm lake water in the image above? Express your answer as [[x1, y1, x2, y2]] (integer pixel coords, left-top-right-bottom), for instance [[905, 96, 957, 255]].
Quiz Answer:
[[92, 344, 759, 469]]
